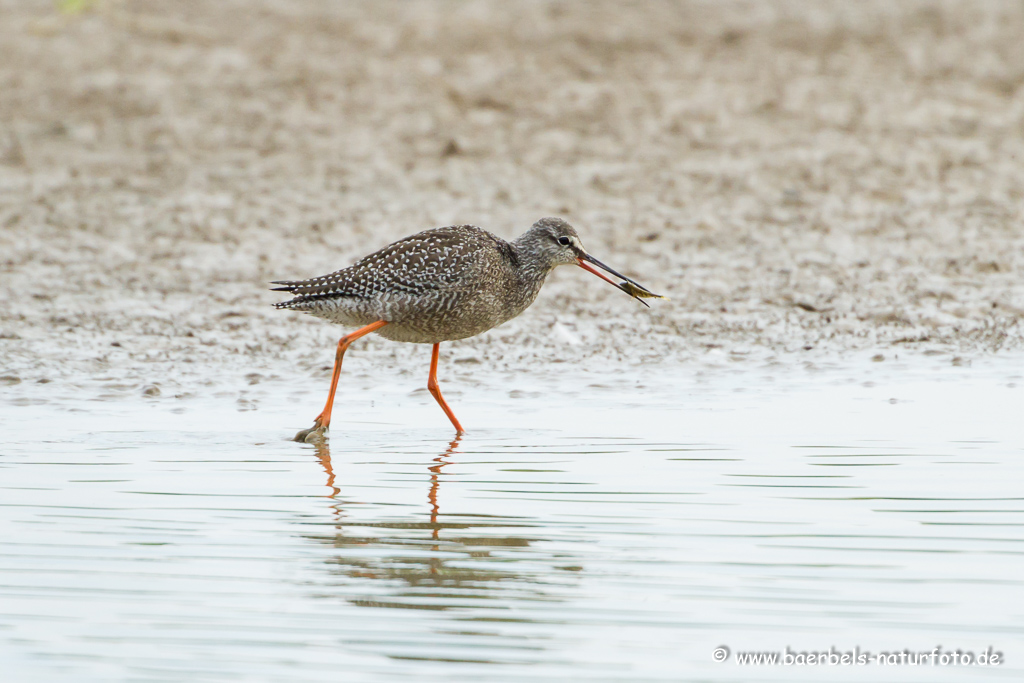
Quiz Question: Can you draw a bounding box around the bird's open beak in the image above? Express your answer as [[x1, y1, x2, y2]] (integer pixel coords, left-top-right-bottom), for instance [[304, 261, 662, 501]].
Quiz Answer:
[[576, 253, 665, 307]]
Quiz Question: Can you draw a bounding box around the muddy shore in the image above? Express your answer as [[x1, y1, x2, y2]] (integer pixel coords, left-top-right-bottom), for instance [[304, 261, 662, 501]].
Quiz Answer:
[[2, 1, 1023, 400]]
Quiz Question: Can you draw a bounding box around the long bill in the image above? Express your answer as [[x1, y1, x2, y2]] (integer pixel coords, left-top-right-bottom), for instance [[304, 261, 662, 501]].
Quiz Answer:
[[576, 253, 665, 307]]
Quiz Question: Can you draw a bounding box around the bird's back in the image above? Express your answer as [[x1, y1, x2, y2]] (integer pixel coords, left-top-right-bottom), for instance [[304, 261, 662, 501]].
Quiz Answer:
[[273, 225, 530, 343]]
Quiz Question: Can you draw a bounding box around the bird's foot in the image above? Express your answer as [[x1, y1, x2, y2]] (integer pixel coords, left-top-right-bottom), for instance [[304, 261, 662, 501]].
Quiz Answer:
[[294, 419, 328, 444]]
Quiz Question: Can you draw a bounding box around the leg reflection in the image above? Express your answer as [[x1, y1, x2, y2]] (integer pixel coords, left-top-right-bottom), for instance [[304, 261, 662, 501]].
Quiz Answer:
[[429, 435, 462, 550], [310, 436, 461, 532], [312, 439, 339, 499]]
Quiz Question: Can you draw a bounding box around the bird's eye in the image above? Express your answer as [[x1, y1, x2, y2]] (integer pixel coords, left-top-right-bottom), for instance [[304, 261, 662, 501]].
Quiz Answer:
[[557, 236, 571, 246]]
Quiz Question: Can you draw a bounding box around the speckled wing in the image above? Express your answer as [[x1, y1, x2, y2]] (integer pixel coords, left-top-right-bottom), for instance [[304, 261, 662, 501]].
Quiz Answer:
[[271, 226, 503, 306]]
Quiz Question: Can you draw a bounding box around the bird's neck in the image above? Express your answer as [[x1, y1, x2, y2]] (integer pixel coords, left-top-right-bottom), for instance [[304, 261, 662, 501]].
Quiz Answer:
[[509, 232, 553, 284], [506, 233, 553, 313]]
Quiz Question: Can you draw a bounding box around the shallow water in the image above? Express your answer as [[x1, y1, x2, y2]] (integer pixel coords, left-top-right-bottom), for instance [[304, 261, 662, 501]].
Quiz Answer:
[[2, 356, 1023, 682]]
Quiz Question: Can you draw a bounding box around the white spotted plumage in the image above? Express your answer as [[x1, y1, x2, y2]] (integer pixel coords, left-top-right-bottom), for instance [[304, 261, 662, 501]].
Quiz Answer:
[[272, 219, 585, 344]]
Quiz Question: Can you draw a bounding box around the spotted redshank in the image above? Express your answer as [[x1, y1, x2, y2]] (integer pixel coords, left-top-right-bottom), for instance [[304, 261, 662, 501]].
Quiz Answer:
[[272, 217, 663, 440]]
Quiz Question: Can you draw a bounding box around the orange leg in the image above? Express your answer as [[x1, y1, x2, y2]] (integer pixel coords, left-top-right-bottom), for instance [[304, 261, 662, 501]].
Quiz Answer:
[[427, 343, 465, 434], [298, 320, 387, 440]]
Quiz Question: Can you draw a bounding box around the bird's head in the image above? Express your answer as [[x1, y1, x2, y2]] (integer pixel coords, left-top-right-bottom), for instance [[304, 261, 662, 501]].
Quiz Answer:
[[521, 217, 666, 307], [523, 217, 587, 268]]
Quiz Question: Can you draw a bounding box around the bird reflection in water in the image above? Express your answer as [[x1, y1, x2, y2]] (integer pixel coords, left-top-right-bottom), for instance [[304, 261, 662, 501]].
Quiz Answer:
[[303, 436, 577, 614], [312, 439, 341, 500]]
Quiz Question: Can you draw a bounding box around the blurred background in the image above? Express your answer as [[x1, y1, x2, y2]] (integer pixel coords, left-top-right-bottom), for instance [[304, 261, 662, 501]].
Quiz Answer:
[[2, 0, 1023, 392], [3, 4, 1024, 682]]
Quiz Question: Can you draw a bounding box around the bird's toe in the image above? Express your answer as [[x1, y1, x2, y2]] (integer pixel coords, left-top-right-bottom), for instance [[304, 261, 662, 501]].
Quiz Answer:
[[294, 423, 328, 443]]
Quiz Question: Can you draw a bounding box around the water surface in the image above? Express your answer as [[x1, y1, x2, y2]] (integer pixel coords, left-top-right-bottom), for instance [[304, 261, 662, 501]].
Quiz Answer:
[[2, 357, 1022, 681]]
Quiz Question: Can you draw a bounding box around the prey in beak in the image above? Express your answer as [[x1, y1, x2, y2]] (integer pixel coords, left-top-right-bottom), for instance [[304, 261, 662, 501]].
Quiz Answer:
[[576, 253, 666, 308]]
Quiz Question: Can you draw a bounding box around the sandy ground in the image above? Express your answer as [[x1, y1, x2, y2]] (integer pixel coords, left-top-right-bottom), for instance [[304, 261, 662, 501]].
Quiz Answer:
[[2, 0, 1024, 400]]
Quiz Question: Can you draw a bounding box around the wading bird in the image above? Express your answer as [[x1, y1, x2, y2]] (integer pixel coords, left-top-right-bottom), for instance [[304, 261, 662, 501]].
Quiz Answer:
[[273, 217, 662, 440]]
